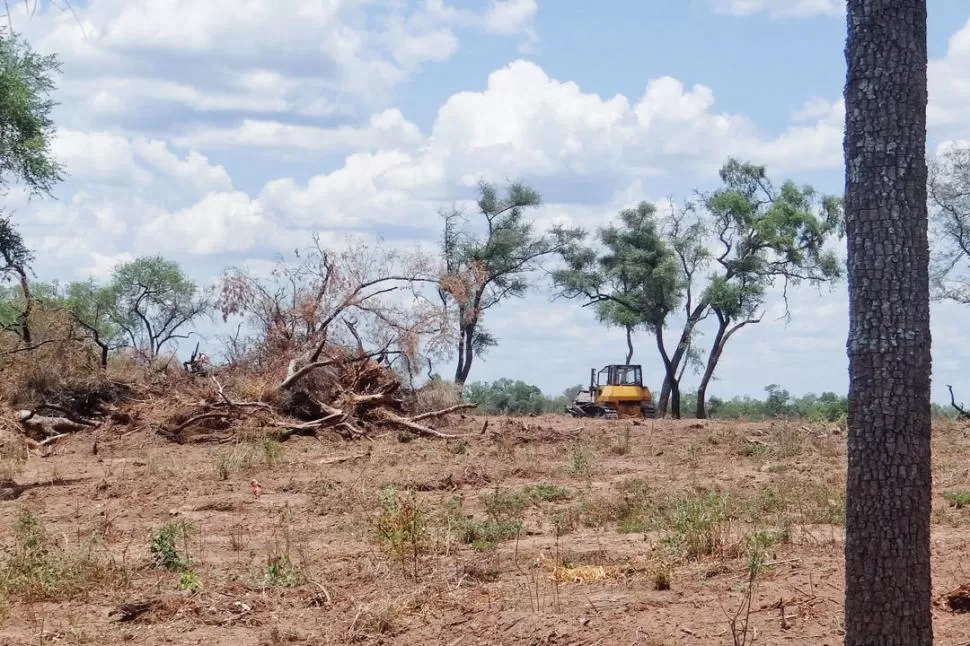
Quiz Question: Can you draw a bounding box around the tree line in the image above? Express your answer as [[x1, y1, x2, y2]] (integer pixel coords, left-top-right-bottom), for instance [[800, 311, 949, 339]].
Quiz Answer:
[[461, 379, 964, 420]]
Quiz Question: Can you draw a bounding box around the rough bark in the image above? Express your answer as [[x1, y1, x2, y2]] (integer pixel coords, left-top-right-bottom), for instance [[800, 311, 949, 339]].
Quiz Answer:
[[843, 1, 933, 644]]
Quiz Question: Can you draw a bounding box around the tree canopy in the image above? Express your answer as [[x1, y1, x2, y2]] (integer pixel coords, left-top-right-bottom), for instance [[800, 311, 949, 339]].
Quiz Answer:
[[108, 256, 212, 358], [0, 29, 62, 197], [438, 180, 582, 385]]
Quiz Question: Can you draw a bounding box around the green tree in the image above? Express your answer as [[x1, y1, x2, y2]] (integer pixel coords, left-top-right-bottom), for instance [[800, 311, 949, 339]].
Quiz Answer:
[[0, 32, 62, 349], [0, 214, 33, 343], [691, 159, 843, 418], [107, 256, 212, 358], [0, 29, 63, 197], [552, 201, 688, 415], [438, 180, 582, 386], [57, 279, 127, 367], [842, 1, 933, 643]]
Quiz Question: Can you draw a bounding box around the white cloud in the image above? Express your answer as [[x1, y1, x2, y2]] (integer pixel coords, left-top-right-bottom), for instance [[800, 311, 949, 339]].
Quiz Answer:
[[482, 0, 538, 35], [12, 0, 543, 132], [929, 18, 970, 138], [424, 60, 841, 181], [711, 0, 843, 18], [173, 109, 423, 153], [52, 129, 232, 196]]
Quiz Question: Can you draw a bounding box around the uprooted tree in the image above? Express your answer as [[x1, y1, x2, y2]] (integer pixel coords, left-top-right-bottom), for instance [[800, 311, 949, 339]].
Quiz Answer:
[[185, 235, 475, 441], [437, 180, 583, 386]]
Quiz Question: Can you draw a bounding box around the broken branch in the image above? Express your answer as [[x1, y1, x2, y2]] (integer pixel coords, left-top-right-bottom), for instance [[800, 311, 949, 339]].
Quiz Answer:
[[410, 403, 478, 422]]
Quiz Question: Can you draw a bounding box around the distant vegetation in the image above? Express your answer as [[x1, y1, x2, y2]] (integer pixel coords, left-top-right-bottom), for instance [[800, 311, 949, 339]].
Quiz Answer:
[[463, 380, 960, 421]]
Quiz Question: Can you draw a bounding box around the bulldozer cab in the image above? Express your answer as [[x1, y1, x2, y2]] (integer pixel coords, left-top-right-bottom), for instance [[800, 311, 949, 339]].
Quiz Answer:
[[595, 365, 642, 390]]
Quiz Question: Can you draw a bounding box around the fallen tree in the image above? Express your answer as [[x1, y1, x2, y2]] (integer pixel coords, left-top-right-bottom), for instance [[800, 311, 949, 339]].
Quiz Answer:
[[154, 237, 473, 443], [156, 346, 479, 444]]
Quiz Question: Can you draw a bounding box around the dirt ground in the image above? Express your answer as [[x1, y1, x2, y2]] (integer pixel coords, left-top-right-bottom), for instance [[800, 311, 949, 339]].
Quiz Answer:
[[1, 414, 970, 645]]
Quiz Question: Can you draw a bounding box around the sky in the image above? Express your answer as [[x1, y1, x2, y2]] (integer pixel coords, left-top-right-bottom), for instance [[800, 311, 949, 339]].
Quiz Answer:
[[5, 0, 970, 403]]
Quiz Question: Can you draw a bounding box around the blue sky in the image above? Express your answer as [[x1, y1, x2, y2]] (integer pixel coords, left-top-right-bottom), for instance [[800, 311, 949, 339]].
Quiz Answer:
[[7, 0, 970, 404]]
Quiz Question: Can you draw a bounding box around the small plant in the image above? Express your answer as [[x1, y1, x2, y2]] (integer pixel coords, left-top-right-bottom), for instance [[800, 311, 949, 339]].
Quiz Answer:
[[943, 490, 970, 509], [729, 531, 772, 646], [0, 508, 120, 601], [149, 520, 193, 572], [260, 554, 305, 587], [178, 571, 203, 594], [610, 427, 631, 455], [652, 567, 672, 591], [374, 486, 427, 578], [567, 447, 593, 479]]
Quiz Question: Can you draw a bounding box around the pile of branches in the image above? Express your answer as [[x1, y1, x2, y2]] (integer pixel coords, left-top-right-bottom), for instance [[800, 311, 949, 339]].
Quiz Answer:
[[157, 338, 477, 444]]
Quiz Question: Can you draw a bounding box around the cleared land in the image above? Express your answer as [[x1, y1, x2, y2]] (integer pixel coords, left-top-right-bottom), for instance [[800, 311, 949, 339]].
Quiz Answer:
[[1, 414, 969, 645]]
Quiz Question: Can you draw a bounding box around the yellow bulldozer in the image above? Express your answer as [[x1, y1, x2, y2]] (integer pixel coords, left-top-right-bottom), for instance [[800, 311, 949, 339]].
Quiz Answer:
[[566, 364, 656, 419]]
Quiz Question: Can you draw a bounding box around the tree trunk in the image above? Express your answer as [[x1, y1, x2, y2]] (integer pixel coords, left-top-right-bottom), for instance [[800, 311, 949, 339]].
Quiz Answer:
[[453, 332, 466, 384], [454, 323, 475, 386], [843, 2, 932, 644], [15, 266, 32, 345], [624, 325, 634, 364], [656, 302, 708, 416], [695, 319, 728, 420], [654, 327, 680, 419]]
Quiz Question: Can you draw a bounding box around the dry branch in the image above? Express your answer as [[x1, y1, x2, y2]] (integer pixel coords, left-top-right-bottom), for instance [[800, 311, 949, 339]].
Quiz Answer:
[[410, 403, 478, 421], [380, 411, 481, 439], [280, 346, 390, 390], [947, 385, 970, 420]]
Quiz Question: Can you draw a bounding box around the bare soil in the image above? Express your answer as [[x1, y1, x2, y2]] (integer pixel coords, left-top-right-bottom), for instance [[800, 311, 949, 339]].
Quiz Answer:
[[2, 415, 970, 645]]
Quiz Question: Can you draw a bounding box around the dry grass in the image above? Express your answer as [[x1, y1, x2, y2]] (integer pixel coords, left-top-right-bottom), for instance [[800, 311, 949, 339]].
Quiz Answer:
[[0, 327, 968, 645]]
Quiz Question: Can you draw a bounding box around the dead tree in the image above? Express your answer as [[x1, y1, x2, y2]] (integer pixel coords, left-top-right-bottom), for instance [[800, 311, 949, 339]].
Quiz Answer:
[[947, 385, 970, 420]]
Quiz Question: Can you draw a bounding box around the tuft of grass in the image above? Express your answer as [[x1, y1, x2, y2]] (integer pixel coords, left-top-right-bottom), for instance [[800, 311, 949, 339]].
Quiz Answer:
[[522, 483, 573, 503], [212, 437, 284, 479], [442, 487, 528, 550], [576, 478, 656, 533], [0, 508, 124, 602], [943, 490, 970, 509], [610, 427, 632, 455], [652, 566, 672, 591], [660, 490, 732, 560], [260, 554, 305, 588]]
